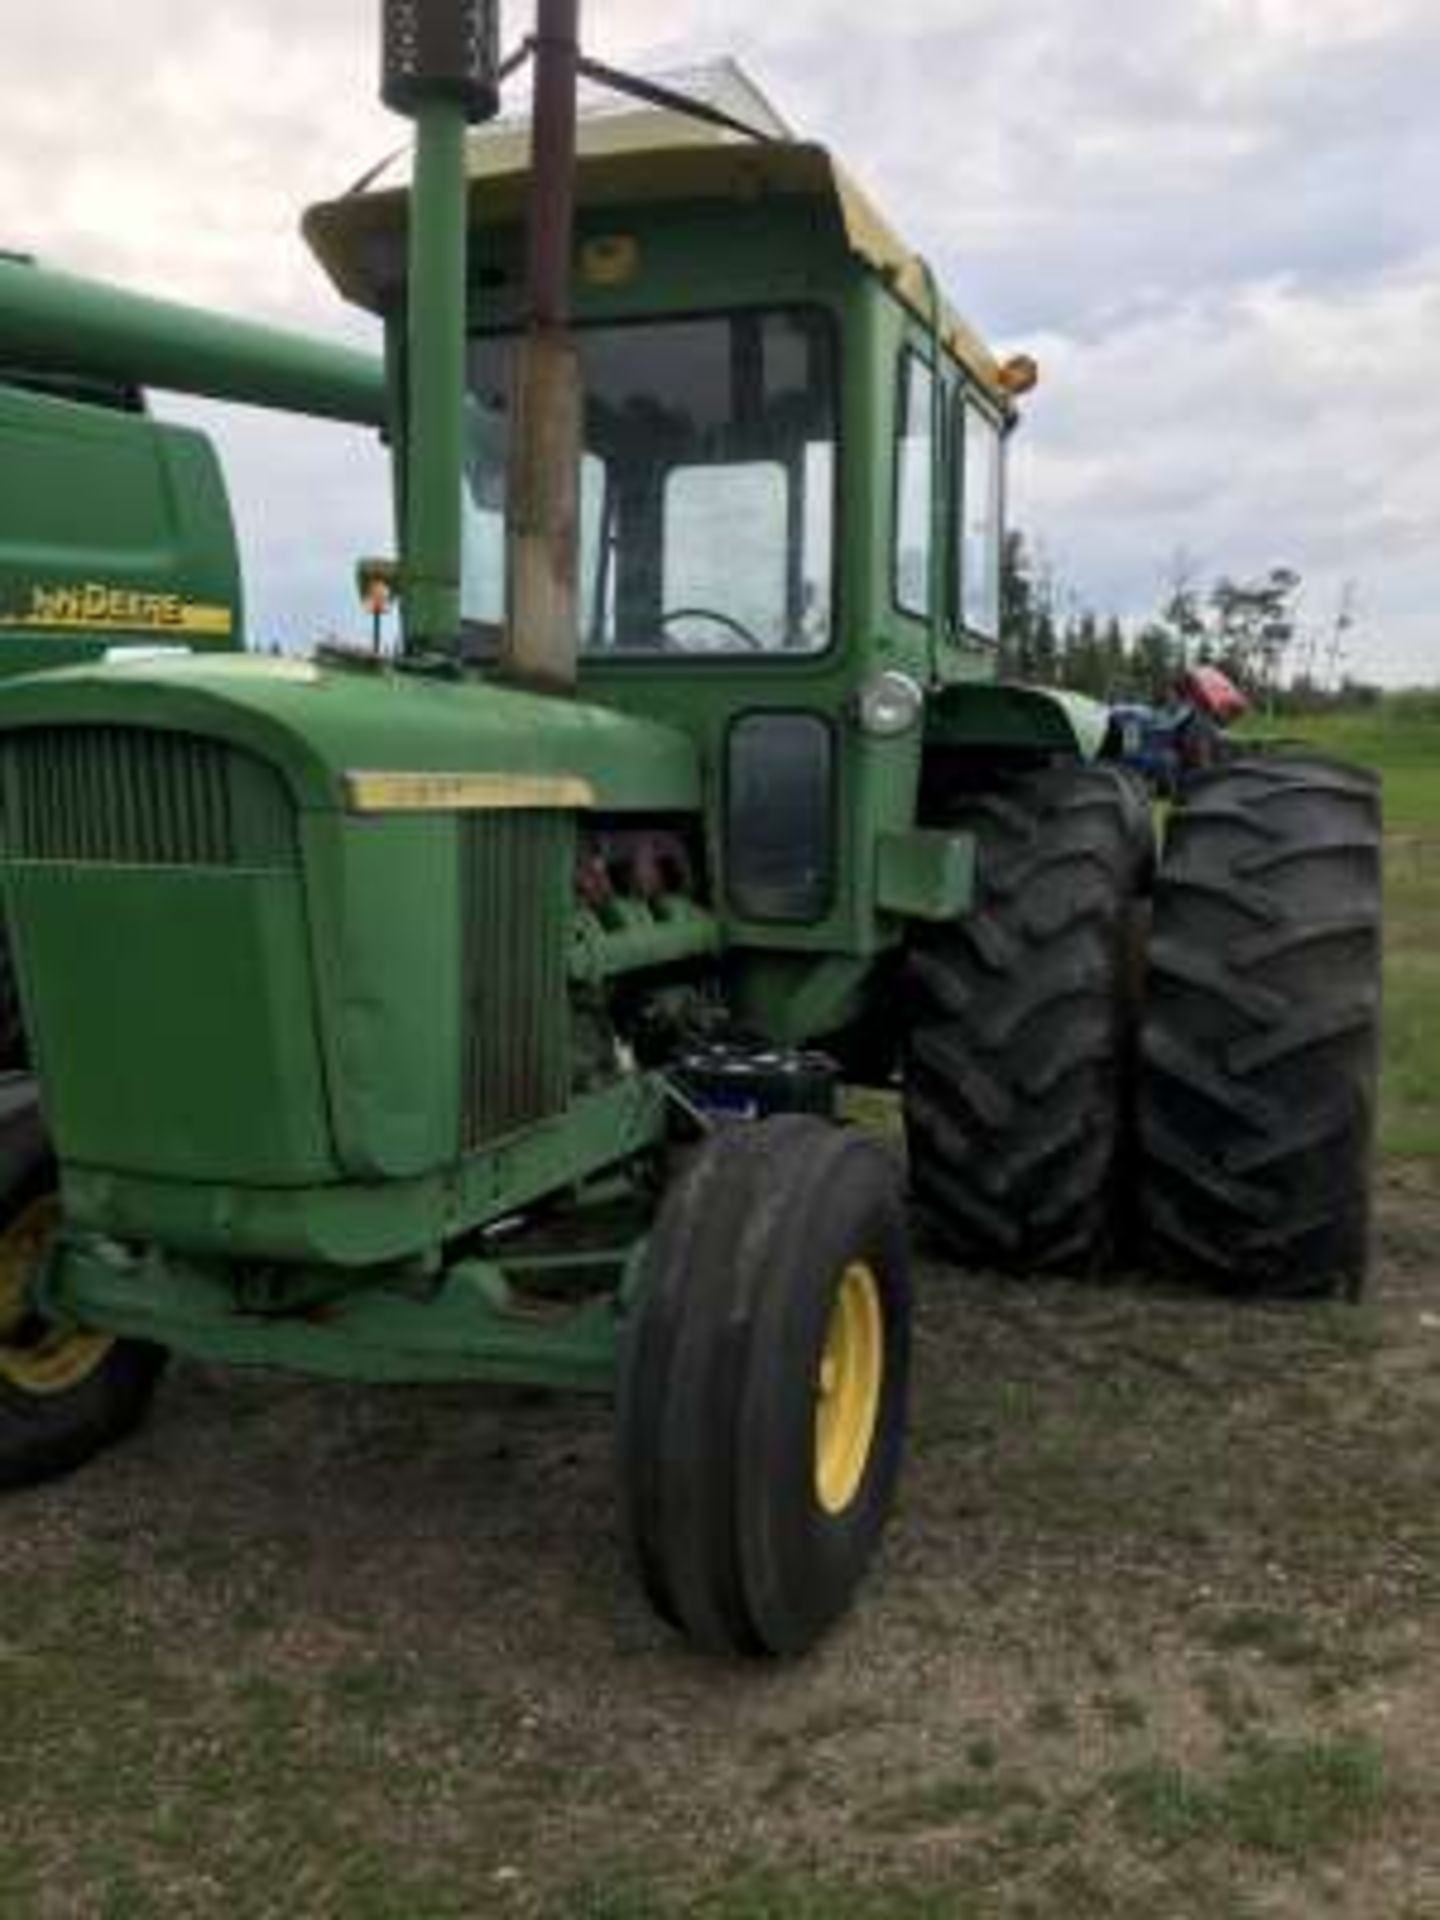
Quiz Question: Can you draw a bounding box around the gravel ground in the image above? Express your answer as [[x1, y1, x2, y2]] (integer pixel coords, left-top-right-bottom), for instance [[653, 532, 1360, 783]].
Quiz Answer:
[[1, 1161, 1437, 1919]]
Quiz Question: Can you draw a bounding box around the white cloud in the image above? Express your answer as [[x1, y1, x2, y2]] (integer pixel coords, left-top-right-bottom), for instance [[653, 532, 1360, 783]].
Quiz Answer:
[[1012, 257, 1440, 681], [7, 0, 1437, 683]]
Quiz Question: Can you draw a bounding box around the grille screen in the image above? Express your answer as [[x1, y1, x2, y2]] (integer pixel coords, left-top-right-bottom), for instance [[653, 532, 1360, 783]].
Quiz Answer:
[[460, 811, 571, 1147], [0, 727, 295, 868]]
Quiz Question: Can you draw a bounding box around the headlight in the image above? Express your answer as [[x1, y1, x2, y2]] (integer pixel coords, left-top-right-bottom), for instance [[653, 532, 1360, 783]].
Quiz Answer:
[[856, 670, 924, 738]]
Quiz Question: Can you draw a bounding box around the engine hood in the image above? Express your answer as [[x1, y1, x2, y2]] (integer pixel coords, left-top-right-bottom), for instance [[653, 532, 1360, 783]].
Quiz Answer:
[[0, 652, 702, 814]]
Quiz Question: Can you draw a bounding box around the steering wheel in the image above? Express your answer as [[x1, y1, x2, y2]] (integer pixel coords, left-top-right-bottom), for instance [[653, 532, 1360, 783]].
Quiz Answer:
[[659, 606, 766, 653]]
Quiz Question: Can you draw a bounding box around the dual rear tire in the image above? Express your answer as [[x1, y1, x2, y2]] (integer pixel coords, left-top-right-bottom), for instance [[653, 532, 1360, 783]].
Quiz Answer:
[[902, 763, 1151, 1275], [1138, 755, 1382, 1297], [900, 754, 1381, 1299]]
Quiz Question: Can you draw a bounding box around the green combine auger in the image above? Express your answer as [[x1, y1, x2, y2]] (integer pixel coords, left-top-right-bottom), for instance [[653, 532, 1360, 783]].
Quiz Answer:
[[0, 254, 385, 1064], [0, 1, 1381, 1656], [0, 252, 386, 673]]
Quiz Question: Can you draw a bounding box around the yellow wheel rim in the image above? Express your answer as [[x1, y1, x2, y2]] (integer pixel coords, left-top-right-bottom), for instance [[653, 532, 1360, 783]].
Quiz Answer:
[[0, 1195, 112, 1397], [814, 1260, 885, 1516]]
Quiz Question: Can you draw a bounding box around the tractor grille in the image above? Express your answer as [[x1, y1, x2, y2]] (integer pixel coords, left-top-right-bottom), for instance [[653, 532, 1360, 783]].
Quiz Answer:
[[460, 811, 571, 1147], [0, 727, 295, 868]]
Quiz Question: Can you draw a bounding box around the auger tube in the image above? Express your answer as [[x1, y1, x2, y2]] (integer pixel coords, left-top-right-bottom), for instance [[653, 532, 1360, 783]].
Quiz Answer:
[[0, 257, 385, 427]]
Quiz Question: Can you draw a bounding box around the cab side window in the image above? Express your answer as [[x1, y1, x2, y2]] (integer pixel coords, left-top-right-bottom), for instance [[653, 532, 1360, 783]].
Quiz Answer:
[[894, 352, 934, 619], [956, 397, 1003, 642]]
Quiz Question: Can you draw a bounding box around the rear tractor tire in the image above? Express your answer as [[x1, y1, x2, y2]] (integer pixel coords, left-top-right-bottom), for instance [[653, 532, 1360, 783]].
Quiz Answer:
[[0, 1082, 166, 1490], [618, 1115, 910, 1657], [901, 763, 1152, 1275], [1138, 755, 1382, 1298]]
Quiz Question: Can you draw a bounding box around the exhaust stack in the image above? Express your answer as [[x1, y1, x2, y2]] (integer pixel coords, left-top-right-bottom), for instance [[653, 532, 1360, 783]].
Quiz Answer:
[[381, 0, 501, 655], [500, 0, 582, 694]]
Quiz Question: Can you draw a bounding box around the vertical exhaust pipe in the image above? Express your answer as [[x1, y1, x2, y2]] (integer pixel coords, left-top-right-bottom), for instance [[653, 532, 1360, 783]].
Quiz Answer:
[[501, 0, 582, 693], [380, 0, 501, 656]]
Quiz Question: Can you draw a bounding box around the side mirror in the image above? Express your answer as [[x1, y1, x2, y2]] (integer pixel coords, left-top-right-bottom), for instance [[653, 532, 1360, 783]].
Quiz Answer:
[[356, 556, 401, 651], [356, 557, 401, 612]]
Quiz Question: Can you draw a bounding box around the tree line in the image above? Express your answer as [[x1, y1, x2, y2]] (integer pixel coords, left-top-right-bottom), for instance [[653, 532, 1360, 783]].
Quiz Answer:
[[999, 533, 1375, 710]]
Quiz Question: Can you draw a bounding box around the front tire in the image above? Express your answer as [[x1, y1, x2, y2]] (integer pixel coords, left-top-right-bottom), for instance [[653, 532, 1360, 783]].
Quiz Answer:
[[1137, 756, 1382, 1297], [0, 1081, 165, 1490], [618, 1116, 910, 1657]]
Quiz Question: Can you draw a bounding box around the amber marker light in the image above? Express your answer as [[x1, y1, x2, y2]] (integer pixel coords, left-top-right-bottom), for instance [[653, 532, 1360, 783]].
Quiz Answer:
[[997, 353, 1039, 396]]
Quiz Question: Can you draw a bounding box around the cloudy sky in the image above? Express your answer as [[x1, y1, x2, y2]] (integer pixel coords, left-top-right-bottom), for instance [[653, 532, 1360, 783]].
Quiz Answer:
[[10, 0, 1437, 684]]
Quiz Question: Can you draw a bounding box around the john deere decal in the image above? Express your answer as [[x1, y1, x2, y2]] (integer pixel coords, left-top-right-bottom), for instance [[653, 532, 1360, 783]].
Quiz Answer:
[[0, 581, 233, 637]]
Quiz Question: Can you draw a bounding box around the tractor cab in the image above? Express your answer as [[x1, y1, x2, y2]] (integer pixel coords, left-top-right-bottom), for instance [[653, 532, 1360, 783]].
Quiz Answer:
[[308, 71, 1018, 686], [304, 67, 1037, 984]]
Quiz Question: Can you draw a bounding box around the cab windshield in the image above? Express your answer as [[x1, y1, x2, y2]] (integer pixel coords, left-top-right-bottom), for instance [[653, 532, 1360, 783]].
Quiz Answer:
[[461, 308, 836, 658]]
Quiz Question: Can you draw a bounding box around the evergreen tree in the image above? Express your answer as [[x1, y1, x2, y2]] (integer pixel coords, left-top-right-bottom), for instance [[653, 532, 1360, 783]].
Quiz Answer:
[[1031, 604, 1059, 685], [1132, 623, 1180, 702], [1210, 567, 1300, 700], [1063, 612, 1107, 696], [996, 527, 1309, 712], [997, 529, 1035, 680]]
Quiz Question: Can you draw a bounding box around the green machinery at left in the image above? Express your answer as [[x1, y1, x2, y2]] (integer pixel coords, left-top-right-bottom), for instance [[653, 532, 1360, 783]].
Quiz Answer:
[[0, 253, 386, 671], [0, 253, 386, 1058]]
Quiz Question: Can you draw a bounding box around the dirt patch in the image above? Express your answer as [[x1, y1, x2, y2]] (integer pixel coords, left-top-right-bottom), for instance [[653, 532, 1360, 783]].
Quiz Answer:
[[2, 1164, 1439, 1919]]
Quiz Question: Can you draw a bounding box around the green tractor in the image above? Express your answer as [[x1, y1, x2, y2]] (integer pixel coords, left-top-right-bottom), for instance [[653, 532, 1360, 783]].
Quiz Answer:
[[0, 253, 385, 1064], [0, 2, 1381, 1656]]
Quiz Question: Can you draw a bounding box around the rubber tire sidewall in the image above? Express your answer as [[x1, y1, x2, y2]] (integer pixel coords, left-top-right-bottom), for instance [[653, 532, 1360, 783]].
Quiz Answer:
[[619, 1117, 911, 1658], [736, 1132, 910, 1656], [0, 1089, 165, 1491], [903, 762, 1153, 1275], [1138, 754, 1381, 1297]]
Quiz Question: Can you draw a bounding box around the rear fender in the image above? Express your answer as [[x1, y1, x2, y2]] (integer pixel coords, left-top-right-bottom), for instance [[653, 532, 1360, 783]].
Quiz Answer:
[[922, 682, 1110, 761]]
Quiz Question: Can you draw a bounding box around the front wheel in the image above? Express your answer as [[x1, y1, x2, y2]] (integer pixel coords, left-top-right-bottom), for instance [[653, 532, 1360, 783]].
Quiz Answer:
[[618, 1116, 911, 1657], [0, 1082, 165, 1490]]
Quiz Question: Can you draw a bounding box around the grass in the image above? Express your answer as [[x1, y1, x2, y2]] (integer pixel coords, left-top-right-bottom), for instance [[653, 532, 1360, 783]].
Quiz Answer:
[[1377, 835, 1440, 1155], [869, 1769, 1044, 1832], [564, 1875, 973, 1920], [1107, 1734, 1391, 1863], [1246, 699, 1440, 1157], [1246, 697, 1440, 832], [1202, 1606, 1323, 1667]]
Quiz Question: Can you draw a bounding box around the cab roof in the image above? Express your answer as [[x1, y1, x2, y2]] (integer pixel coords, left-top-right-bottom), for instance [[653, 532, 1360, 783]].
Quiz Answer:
[[303, 71, 1015, 405]]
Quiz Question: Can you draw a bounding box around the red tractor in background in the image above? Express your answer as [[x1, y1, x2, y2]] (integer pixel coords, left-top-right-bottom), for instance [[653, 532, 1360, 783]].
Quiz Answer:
[[1107, 665, 1250, 798]]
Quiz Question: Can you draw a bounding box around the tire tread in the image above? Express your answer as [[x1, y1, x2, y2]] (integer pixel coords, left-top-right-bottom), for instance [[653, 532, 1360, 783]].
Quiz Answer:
[[1137, 753, 1381, 1297], [902, 763, 1151, 1274]]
